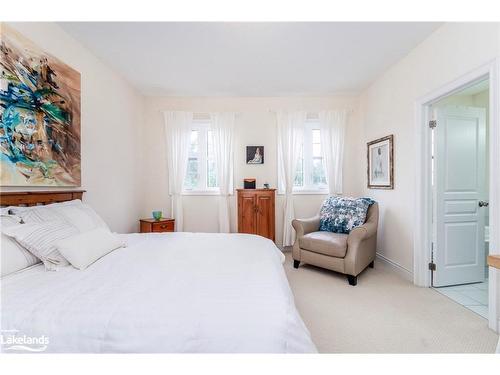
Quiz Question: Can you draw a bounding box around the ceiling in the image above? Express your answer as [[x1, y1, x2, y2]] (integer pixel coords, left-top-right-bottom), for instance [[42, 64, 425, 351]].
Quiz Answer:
[[59, 22, 442, 97]]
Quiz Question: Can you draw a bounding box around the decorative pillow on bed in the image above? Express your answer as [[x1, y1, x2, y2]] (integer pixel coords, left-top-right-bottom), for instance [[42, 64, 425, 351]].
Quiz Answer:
[[319, 196, 376, 234], [2, 221, 78, 271], [1, 215, 40, 277], [10, 199, 109, 233], [56, 228, 125, 270]]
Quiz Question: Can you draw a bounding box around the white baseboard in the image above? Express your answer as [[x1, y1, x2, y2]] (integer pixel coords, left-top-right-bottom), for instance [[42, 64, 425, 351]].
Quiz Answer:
[[376, 252, 413, 283]]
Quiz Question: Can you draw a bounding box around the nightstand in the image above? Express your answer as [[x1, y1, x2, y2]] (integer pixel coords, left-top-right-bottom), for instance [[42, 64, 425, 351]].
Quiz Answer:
[[139, 218, 175, 233]]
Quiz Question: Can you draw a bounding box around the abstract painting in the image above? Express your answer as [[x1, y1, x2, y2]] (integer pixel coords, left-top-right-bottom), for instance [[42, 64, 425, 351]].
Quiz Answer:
[[367, 134, 393, 189], [0, 24, 81, 186]]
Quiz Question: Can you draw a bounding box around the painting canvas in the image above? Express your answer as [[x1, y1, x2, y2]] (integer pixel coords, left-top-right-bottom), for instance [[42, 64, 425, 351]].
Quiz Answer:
[[246, 146, 264, 164], [0, 24, 81, 186], [367, 135, 393, 189]]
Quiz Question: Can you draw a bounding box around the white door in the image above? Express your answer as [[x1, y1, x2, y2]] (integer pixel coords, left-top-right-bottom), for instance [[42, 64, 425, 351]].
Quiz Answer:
[[433, 105, 487, 287]]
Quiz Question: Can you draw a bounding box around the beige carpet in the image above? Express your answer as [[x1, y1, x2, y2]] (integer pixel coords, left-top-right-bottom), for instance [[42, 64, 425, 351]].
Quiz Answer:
[[283, 252, 499, 353]]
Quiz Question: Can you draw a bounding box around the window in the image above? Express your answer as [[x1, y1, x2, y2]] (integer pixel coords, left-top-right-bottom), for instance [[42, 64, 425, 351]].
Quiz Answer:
[[293, 121, 327, 192], [184, 122, 218, 192]]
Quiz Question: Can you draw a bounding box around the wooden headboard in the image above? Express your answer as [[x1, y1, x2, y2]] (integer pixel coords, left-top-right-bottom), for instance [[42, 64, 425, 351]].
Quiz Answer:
[[0, 190, 86, 206]]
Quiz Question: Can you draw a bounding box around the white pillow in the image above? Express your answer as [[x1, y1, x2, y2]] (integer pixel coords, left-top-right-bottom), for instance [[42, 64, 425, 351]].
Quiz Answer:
[[55, 228, 125, 270], [1, 215, 40, 277], [11, 199, 109, 233], [2, 221, 78, 271]]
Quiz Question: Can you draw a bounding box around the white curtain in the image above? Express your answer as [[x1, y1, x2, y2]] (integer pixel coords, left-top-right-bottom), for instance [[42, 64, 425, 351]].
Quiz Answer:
[[211, 112, 235, 233], [164, 111, 193, 231], [319, 110, 347, 195], [277, 110, 306, 247]]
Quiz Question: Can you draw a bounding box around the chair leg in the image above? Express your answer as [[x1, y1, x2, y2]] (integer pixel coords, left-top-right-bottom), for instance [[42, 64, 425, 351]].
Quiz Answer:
[[293, 260, 300, 269], [369, 261, 374, 268], [347, 275, 358, 286]]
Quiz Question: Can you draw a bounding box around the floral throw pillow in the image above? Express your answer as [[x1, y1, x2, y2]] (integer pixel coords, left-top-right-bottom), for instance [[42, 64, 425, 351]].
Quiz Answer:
[[319, 197, 375, 234]]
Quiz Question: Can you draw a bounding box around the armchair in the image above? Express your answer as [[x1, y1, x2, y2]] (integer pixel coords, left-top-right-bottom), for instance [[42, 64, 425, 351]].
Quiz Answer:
[[291, 203, 379, 286]]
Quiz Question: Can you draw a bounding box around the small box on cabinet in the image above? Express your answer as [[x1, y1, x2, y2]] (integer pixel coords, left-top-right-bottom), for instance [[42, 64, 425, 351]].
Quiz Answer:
[[244, 178, 256, 189]]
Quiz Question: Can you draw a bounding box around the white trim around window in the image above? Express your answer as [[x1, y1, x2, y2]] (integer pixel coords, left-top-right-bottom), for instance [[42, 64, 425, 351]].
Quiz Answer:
[[181, 190, 220, 196], [291, 190, 329, 195]]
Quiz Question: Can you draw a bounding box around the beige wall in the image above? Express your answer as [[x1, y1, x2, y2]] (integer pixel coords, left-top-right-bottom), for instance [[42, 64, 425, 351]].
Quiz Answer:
[[142, 96, 364, 246], [359, 22, 499, 275], [1, 22, 145, 233]]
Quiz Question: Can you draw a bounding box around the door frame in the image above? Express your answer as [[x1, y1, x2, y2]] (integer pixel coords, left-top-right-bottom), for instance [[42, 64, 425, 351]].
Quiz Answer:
[[414, 60, 500, 332]]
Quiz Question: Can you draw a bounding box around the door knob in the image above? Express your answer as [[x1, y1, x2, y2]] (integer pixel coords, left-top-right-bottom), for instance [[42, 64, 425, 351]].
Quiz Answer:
[[478, 200, 489, 207]]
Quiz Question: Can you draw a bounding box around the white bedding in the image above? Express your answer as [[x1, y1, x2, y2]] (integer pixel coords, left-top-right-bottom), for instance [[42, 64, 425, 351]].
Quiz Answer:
[[1, 232, 316, 353]]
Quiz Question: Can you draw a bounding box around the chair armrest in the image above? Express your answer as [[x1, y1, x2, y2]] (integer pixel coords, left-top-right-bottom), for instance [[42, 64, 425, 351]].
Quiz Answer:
[[292, 215, 320, 237], [345, 221, 378, 276], [347, 221, 377, 245]]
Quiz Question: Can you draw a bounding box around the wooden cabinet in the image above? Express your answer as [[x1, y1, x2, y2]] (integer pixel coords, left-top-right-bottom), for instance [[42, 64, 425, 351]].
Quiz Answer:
[[237, 189, 276, 241], [140, 218, 175, 233]]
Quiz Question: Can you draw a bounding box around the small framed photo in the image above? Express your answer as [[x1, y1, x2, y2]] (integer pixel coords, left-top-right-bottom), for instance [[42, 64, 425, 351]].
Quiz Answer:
[[246, 146, 264, 164], [367, 135, 394, 189]]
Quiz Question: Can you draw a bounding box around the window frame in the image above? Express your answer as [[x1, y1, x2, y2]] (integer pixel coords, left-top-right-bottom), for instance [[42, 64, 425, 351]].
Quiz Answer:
[[293, 120, 329, 194], [182, 120, 220, 195]]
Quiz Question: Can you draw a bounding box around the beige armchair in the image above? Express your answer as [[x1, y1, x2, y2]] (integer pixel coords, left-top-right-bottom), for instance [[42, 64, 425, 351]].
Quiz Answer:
[[291, 203, 379, 286]]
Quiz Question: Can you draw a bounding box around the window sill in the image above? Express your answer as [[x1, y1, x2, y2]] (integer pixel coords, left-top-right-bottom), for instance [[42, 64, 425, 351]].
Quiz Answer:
[[182, 190, 220, 196], [294, 190, 329, 195], [278, 190, 330, 196]]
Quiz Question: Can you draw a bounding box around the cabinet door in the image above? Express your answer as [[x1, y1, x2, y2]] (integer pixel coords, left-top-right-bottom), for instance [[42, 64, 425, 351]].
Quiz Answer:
[[256, 193, 275, 241], [239, 194, 256, 234]]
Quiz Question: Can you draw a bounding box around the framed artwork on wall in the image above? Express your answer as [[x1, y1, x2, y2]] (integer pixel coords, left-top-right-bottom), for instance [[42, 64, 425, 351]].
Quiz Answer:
[[246, 146, 264, 164], [0, 24, 81, 187], [367, 134, 394, 189]]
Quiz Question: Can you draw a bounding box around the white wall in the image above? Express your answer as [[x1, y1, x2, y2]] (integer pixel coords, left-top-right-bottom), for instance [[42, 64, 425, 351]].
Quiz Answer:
[[359, 22, 500, 274], [1, 22, 145, 233], [142, 96, 364, 246]]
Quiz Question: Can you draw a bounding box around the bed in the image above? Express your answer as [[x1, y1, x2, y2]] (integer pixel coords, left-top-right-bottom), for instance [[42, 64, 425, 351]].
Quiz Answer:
[[0, 191, 316, 353]]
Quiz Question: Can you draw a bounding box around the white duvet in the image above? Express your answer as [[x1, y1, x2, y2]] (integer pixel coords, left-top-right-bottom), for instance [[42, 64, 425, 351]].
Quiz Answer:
[[0, 232, 316, 353]]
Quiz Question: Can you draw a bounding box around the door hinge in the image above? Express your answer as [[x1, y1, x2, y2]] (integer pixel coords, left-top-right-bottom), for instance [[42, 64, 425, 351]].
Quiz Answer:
[[429, 120, 437, 129], [428, 262, 436, 271]]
